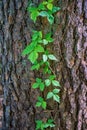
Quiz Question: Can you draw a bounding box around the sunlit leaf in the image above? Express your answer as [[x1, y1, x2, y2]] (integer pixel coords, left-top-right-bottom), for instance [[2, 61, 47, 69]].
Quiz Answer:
[[53, 89, 60, 94], [48, 54, 58, 61], [36, 102, 41, 107], [47, 3, 53, 10], [52, 80, 60, 87], [28, 51, 38, 63], [45, 79, 51, 86], [42, 101, 47, 109], [39, 11, 49, 17], [52, 6, 60, 13], [42, 39, 48, 45], [53, 95, 60, 103], [32, 83, 39, 89], [22, 41, 36, 55], [35, 45, 44, 52], [30, 10, 39, 22], [47, 14, 54, 24], [47, 92, 53, 99], [43, 54, 48, 62]]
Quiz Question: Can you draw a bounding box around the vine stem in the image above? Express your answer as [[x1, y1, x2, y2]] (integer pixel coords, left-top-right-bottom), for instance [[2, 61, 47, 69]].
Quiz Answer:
[[48, 65, 56, 76]]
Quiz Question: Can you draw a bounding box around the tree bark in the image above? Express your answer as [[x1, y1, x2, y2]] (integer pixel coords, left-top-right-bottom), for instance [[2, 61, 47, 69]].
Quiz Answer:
[[53, 0, 87, 130], [0, 0, 87, 130]]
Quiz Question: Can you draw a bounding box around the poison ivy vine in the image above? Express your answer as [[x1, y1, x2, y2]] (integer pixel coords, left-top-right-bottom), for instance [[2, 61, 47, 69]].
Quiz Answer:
[[22, 0, 61, 129]]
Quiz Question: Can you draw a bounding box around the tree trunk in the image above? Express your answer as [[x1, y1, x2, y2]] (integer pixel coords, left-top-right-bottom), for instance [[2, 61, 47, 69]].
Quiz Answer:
[[0, 0, 87, 130], [54, 0, 87, 130]]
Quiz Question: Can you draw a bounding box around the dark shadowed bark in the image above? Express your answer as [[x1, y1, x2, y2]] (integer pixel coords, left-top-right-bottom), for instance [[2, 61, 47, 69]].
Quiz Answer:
[[0, 0, 87, 130]]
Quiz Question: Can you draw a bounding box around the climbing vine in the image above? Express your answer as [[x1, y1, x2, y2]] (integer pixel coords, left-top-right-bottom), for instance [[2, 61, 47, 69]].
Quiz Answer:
[[22, 0, 61, 129]]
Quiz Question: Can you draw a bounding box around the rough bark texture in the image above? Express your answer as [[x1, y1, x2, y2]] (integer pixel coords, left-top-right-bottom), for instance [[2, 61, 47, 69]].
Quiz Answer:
[[53, 0, 87, 130], [0, 0, 87, 130]]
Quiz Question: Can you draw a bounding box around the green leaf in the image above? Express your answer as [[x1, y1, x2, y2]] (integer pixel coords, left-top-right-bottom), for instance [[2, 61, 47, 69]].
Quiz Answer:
[[36, 78, 42, 83], [45, 61, 50, 66], [28, 51, 38, 63], [38, 39, 43, 43], [40, 83, 45, 91], [43, 66, 49, 74], [42, 39, 48, 45], [36, 102, 41, 107], [38, 3, 46, 10], [48, 119, 54, 123], [42, 1, 47, 5], [52, 80, 60, 87], [45, 33, 54, 42], [43, 54, 48, 62], [39, 11, 49, 17], [45, 33, 51, 38], [48, 54, 58, 61], [45, 123, 54, 128], [48, 0, 53, 2], [32, 83, 39, 89], [48, 70, 51, 74], [43, 61, 51, 74], [47, 92, 53, 99], [53, 94, 60, 103], [42, 101, 47, 109], [38, 31, 43, 39], [49, 124, 55, 127], [41, 124, 44, 130], [22, 45, 31, 56], [22, 42, 36, 55], [39, 61, 44, 66], [38, 96, 43, 102], [49, 75, 56, 80], [47, 3, 53, 10], [31, 63, 40, 70], [35, 45, 44, 52], [27, 6, 36, 12], [32, 31, 42, 41], [36, 120, 43, 130], [45, 79, 51, 86], [44, 119, 55, 128], [44, 123, 49, 128], [52, 6, 60, 13], [53, 89, 60, 94], [47, 14, 54, 24], [32, 31, 39, 41], [30, 10, 39, 22]]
